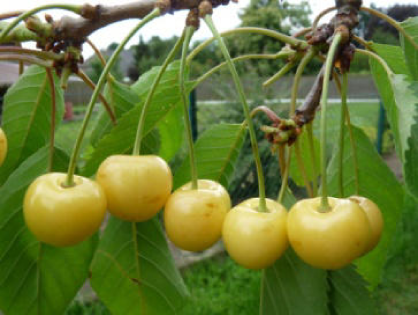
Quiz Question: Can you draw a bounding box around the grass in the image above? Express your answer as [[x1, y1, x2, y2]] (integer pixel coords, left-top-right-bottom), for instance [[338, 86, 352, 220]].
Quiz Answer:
[[181, 255, 261, 315], [376, 265, 418, 315]]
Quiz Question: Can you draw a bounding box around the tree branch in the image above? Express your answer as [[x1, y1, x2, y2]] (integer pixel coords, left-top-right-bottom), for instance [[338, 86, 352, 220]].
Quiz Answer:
[[294, 65, 325, 125], [52, 0, 222, 42]]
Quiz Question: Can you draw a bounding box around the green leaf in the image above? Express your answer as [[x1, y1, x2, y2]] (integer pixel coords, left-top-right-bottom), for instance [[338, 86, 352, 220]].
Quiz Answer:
[[370, 53, 402, 160], [370, 43, 409, 75], [289, 129, 320, 187], [90, 218, 189, 315], [158, 102, 184, 161], [0, 146, 95, 315], [390, 75, 418, 198], [327, 125, 404, 288], [173, 123, 247, 189], [260, 192, 329, 315], [328, 265, 376, 315], [90, 79, 141, 146], [369, 46, 418, 198], [370, 55, 403, 160], [261, 249, 329, 315], [0, 66, 64, 185], [400, 17, 418, 80], [83, 62, 195, 176], [133, 61, 188, 162]]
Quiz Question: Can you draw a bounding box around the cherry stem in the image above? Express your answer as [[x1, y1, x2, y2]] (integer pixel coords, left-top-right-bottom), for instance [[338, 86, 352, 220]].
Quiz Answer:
[[295, 139, 313, 198], [86, 38, 116, 83], [356, 48, 393, 76], [360, 6, 418, 51], [86, 38, 107, 67], [19, 61, 24, 75], [337, 73, 347, 197], [180, 26, 198, 189], [306, 122, 318, 196], [333, 72, 360, 196], [290, 49, 316, 115], [312, 6, 336, 32], [344, 99, 360, 196], [0, 54, 52, 68], [133, 28, 185, 155], [0, 4, 82, 43], [278, 48, 315, 201], [250, 106, 281, 123], [277, 145, 285, 174], [186, 27, 307, 65], [205, 15, 267, 212], [0, 46, 62, 60], [277, 148, 291, 204], [0, 11, 24, 21], [292, 27, 312, 38], [64, 8, 160, 187], [196, 51, 294, 86], [352, 35, 372, 50], [319, 32, 342, 212], [46, 68, 56, 173], [76, 69, 117, 125], [263, 61, 297, 88]]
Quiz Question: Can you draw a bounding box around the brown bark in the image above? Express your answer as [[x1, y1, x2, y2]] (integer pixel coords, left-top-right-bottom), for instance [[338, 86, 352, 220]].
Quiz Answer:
[[51, 0, 225, 42], [294, 65, 325, 126]]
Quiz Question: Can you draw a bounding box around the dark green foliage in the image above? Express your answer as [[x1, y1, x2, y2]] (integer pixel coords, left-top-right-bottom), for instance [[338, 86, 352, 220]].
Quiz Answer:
[[373, 192, 418, 315], [87, 55, 124, 83], [360, 4, 418, 43], [229, 0, 317, 76], [66, 300, 110, 315], [129, 36, 180, 81]]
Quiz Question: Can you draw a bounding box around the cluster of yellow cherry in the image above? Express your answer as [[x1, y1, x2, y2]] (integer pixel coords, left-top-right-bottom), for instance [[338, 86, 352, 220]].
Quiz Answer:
[[0, 127, 382, 270]]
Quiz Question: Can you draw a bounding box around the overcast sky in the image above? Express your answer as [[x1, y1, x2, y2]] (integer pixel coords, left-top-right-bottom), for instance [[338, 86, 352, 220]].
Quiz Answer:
[[3, 0, 416, 57]]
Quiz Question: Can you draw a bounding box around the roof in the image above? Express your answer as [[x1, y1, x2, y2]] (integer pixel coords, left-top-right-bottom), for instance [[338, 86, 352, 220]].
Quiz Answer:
[[0, 62, 82, 87], [81, 48, 135, 78]]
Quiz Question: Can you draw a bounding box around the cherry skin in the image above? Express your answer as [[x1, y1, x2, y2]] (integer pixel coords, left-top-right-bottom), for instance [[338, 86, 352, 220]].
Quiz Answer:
[[23, 173, 107, 247], [222, 198, 288, 270], [96, 155, 172, 222], [164, 179, 231, 252], [0, 128, 7, 166], [349, 196, 384, 253], [287, 197, 372, 270]]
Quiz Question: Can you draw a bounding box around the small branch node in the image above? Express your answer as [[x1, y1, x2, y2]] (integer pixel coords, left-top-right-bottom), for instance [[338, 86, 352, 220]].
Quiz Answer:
[[80, 4, 102, 21], [199, 1, 213, 18], [155, 0, 172, 15], [186, 8, 200, 29]]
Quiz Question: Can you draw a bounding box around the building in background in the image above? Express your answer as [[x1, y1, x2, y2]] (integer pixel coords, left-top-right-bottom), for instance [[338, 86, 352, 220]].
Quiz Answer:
[[0, 62, 92, 119], [0, 62, 21, 114]]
